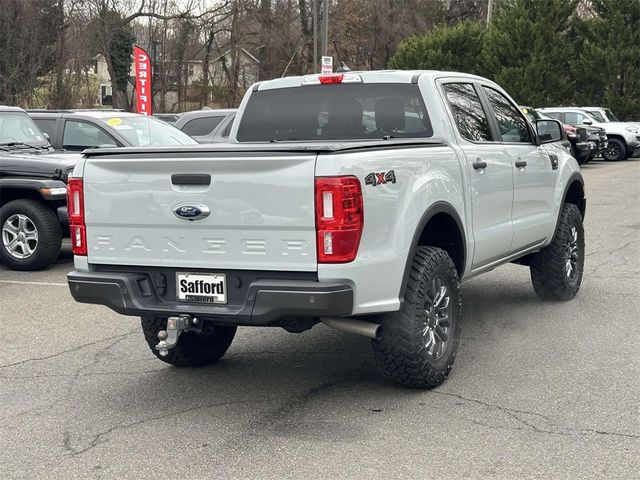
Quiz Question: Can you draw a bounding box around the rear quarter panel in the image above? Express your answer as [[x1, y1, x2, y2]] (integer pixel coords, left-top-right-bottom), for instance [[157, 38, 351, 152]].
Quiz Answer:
[[316, 145, 466, 314]]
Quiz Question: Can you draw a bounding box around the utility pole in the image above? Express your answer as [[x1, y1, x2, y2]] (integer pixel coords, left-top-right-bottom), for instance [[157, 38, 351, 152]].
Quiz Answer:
[[321, 0, 328, 57], [313, 0, 318, 73], [486, 0, 494, 26]]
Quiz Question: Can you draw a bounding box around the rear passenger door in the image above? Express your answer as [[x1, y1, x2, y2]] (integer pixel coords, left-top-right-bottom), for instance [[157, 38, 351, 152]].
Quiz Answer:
[[441, 82, 514, 269], [480, 86, 556, 253]]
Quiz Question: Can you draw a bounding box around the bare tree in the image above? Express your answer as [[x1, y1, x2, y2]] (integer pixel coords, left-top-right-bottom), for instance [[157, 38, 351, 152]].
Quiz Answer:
[[0, 0, 64, 105], [83, 0, 231, 110]]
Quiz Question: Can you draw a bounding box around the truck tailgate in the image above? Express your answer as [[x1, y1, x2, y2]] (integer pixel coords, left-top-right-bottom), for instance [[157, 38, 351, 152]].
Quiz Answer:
[[83, 153, 317, 271]]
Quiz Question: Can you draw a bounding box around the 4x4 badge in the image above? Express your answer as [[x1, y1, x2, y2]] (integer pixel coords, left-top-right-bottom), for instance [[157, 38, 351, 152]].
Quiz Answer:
[[365, 170, 396, 187]]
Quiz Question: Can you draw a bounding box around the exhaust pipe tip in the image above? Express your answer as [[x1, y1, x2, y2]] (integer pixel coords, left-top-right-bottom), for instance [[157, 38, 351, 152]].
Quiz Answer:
[[321, 317, 382, 340]]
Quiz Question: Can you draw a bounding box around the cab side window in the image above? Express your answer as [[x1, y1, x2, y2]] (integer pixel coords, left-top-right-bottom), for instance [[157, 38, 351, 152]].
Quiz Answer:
[[32, 119, 57, 141], [182, 116, 224, 136], [544, 112, 565, 123], [483, 87, 532, 143], [443, 83, 492, 142], [564, 112, 590, 125], [63, 120, 115, 150]]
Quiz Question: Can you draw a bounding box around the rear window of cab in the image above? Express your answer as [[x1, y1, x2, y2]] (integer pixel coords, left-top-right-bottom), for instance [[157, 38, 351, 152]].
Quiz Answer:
[[236, 83, 433, 142]]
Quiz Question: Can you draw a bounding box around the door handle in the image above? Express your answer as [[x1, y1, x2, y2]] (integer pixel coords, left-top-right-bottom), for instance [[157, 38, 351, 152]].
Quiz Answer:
[[171, 174, 211, 186], [472, 161, 488, 170], [515, 160, 527, 168]]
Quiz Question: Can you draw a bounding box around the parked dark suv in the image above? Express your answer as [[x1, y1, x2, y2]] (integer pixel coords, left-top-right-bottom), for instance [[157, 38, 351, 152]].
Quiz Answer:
[[0, 106, 81, 270]]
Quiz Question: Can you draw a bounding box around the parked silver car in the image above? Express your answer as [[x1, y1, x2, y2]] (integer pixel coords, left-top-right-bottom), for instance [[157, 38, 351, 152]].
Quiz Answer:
[[174, 108, 236, 143]]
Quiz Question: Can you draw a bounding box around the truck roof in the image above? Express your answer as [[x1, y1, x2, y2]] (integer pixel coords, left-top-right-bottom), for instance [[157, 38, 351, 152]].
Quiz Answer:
[[255, 70, 491, 91], [0, 105, 28, 113]]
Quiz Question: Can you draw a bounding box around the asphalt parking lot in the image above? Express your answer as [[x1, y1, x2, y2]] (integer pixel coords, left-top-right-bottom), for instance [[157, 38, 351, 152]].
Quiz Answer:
[[1, 158, 638, 480]]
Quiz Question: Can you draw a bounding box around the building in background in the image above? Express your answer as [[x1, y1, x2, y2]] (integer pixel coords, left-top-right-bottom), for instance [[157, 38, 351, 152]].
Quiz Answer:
[[92, 47, 260, 112]]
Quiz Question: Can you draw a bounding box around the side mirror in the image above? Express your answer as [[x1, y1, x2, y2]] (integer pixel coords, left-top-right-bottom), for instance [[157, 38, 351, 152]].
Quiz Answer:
[[582, 118, 593, 125], [535, 119, 564, 144]]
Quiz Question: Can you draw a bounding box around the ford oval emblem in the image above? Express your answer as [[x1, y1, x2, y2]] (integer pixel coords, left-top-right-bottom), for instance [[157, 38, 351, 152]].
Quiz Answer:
[[173, 203, 211, 221]]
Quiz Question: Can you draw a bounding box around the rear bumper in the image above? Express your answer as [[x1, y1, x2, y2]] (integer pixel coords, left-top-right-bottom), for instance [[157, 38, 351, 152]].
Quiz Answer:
[[67, 270, 353, 325]]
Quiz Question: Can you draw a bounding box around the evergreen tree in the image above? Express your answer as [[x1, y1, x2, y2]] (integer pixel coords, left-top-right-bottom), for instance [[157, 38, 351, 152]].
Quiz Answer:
[[389, 22, 486, 74], [88, 10, 135, 110], [482, 0, 579, 106], [572, 0, 640, 120], [109, 27, 135, 96]]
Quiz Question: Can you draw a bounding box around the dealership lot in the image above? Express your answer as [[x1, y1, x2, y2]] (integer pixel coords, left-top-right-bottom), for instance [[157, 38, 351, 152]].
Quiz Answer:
[[1, 159, 638, 479]]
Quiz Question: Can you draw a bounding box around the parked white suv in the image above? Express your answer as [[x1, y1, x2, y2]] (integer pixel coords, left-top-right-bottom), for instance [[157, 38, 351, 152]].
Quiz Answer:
[[67, 71, 586, 388], [580, 106, 640, 130], [540, 107, 640, 161]]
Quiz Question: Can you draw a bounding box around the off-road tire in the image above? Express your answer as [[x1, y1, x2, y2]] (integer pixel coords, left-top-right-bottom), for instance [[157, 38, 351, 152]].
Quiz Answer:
[[141, 316, 236, 366], [530, 203, 584, 301], [372, 247, 462, 389], [0, 199, 62, 271], [602, 138, 626, 161]]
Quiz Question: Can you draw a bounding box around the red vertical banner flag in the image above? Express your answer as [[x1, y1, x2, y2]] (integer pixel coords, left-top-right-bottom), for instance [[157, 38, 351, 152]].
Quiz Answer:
[[133, 46, 152, 115]]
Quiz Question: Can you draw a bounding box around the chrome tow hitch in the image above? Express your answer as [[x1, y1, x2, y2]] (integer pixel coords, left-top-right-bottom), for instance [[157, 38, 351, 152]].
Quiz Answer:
[[156, 315, 201, 356]]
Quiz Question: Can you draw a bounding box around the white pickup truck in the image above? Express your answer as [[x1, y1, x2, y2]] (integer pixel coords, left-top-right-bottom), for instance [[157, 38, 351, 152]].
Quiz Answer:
[[67, 71, 586, 388], [539, 106, 640, 161]]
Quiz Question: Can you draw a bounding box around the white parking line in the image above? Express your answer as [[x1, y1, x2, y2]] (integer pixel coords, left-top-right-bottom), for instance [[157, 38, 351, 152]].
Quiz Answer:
[[0, 280, 67, 287]]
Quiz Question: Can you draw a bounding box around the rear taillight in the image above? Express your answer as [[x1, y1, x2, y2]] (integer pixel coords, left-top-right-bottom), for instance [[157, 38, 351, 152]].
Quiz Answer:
[[67, 178, 87, 256], [315, 176, 363, 263]]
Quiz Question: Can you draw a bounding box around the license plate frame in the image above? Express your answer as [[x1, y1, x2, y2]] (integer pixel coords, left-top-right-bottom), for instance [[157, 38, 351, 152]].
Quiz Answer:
[[176, 272, 227, 305]]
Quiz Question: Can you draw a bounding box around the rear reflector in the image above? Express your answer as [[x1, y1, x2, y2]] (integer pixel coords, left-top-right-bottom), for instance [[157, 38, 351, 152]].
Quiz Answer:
[[70, 225, 87, 256], [315, 176, 363, 263], [67, 178, 87, 256]]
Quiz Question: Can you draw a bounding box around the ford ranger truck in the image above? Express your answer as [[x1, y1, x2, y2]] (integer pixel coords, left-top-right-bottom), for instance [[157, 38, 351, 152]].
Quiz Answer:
[[67, 71, 586, 389]]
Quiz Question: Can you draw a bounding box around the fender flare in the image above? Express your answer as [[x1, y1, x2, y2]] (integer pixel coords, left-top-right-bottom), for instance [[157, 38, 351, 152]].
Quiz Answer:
[[561, 171, 586, 218], [398, 201, 467, 303], [0, 178, 67, 203]]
